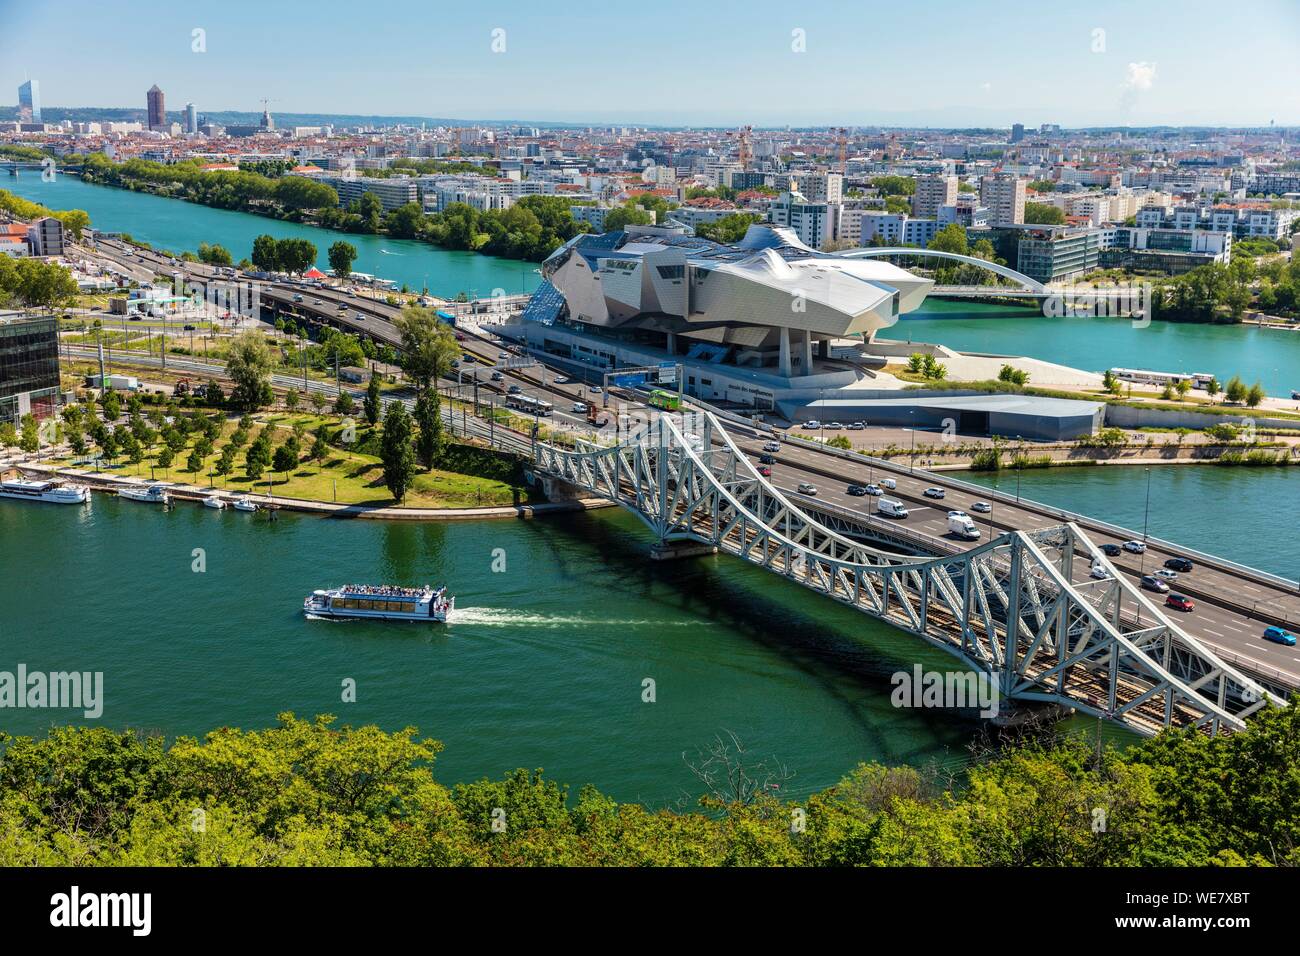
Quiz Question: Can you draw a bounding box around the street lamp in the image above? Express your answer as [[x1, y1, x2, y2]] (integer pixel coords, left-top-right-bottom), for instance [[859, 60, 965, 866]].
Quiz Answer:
[[1140, 466, 1152, 575]]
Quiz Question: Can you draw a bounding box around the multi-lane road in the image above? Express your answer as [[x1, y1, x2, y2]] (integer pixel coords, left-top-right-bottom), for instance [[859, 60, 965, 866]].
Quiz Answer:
[[75, 239, 1300, 690]]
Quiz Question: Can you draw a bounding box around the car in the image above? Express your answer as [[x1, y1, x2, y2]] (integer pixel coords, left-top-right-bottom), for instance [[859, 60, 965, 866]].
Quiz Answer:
[[313, 299, 322, 306], [507, 384, 523, 395], [801, 420, 821, 430], [762, 441, 781, 452], [449, 360, 460, 369], [555, 377, 571, 385], [572, 403, 587, 414], [864, 484, 884, 496], [1263, 626, 1297, 646], [128, 315, 142, 321], [1164, 557, 1194, 573], [923, 487, 946, 500], [757, 466, 772, 477], [947, 510, 970, 520], [498, 352, 508, 360], [825, 421, 845, 429], [1123, 540, 1147, 554], [758, 453, 776, 465], [848, 422, 865, 430], [1140, 575, 1169, 593], [336, 302, 348, 311], [1154, 569, 1178, 582], [971, 501, 992, 514], [1100, 543, 1122, 556], [589, 385, 602, 394], [490, 371, 504, 382], [1090, 563, 1111, 580], [797, 483, 817, 496], [1165, 594, 1195, 612], [461, 354, 476, 363], [846, 485, 868, 496]]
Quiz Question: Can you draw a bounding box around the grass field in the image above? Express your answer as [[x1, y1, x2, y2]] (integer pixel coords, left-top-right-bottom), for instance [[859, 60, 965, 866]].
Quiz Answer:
[[44, 410, 532, 510]]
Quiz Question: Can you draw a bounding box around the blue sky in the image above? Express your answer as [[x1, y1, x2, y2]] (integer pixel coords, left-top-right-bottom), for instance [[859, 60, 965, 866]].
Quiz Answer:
[[4, 0, 1299, 127]]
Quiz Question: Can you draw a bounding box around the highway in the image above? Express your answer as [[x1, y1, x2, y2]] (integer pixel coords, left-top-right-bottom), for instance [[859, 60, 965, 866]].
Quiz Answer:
[[75, 239, 1300, 690]]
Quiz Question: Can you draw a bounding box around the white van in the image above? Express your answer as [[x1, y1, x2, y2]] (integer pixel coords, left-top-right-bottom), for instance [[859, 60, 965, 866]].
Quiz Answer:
[[947, 513, 981, 540], [877, 497, 909, 518], [880, 477, 897, 490]]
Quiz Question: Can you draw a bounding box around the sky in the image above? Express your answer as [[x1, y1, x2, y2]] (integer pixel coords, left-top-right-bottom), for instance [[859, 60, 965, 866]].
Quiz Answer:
[[3, 0, 1300, 128]]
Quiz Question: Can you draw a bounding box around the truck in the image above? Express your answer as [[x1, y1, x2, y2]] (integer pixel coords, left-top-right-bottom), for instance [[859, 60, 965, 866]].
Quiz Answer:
[[84, 374, 140, 392], [947, 512, 981, 540], [173, 378, 192, 397], [877, 497, 909, 518]]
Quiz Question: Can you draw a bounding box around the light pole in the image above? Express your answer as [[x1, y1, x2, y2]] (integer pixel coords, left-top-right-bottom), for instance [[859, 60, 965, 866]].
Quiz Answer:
[[1140, 466, 1152, 575], [909, 410, 916, 474]]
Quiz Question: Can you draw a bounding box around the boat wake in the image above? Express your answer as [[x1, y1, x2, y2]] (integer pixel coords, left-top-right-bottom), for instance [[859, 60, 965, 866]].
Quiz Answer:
[[447, 607, 691, 628]]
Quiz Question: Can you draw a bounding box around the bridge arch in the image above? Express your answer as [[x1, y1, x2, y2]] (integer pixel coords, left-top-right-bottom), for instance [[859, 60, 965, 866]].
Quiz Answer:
[[837, 247, 1045, 293]]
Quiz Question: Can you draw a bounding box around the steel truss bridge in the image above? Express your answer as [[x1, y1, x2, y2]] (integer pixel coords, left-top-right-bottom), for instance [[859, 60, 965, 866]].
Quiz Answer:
[[533, 410, 1283, 737]]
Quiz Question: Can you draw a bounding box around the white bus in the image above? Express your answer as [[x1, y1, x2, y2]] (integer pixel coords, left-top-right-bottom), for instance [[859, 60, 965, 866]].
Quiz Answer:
[[506, 393, 553, 417]]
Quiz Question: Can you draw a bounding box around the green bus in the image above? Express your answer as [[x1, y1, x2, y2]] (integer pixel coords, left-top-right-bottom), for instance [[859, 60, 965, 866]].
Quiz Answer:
[[648, 389, 681, 411]]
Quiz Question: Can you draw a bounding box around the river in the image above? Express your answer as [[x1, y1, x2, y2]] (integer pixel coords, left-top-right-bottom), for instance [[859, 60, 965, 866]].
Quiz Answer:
[[5, 172, 541, 300], [2, 497, 1039, 805], [962, 464, 1300, 579]]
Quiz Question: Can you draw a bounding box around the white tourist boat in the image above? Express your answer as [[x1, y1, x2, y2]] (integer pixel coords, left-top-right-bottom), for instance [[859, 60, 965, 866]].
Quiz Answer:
[[202, 494, 226, 510], [117, 483, 170, 505], [232, 496, 258, 512], [303, 585, 454, 622], [0, 478, 90, 505]]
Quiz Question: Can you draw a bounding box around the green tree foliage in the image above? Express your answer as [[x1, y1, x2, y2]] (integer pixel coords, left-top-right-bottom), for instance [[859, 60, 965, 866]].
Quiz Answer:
[[694, 213, 762, 244], [2, 702, 1296, 866], [226, 332, 275, 411], [0, 256, 79, 311], [1023, 202, 1066, 225], [328, 241, 358, 278], [363, 375, 383, 427], [414, 388, 445, 469], [379, 401, 416, 502], [394, 306, 459, 391]]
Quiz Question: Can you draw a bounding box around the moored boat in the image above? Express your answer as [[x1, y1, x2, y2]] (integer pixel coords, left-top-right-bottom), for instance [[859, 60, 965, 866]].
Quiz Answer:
[[0, 478, 90, 505], [202, 494, 226, 509], [118, 483, 170, 505], [232, 496, 258, 512], [303, 584, 453, 622]]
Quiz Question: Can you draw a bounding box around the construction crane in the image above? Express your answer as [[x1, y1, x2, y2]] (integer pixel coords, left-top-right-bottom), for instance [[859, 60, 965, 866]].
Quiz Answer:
[[737, 124, 753, 169], [836, 127, 848, 174]]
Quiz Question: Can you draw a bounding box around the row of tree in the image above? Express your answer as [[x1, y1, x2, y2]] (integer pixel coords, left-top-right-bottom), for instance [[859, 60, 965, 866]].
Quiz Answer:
[[1, 701, 1295, 865]]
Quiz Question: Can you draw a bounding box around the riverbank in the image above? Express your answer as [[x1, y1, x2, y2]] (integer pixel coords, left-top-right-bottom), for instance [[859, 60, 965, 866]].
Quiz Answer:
[[11, 461, 614, 520], [4, 173, 541, 298]]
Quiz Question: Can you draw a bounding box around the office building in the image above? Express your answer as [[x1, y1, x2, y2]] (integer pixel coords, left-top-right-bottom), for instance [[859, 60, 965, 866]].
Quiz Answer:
[[1017, 227, 1102, 282], [0, 313, 61, 426], [18, 79, 40, 123], [146, 84, 166, 129], [1010, 123, 1025, 144], [183, 103, 198, 134], [1101, 227, 1232, 275]]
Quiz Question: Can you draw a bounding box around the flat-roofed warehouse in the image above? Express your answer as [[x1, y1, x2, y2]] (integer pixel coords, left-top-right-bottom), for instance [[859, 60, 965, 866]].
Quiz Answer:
[[803, 393, 1104, 441]]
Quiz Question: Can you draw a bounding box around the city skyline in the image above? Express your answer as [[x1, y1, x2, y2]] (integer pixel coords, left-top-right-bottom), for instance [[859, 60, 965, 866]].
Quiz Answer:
[[3, 0, 1299, 128]]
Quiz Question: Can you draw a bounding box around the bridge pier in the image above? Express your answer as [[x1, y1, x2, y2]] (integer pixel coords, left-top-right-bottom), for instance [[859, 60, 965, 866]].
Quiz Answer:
[[989, 700, 1074, 729], [649, 540, 718, 561]]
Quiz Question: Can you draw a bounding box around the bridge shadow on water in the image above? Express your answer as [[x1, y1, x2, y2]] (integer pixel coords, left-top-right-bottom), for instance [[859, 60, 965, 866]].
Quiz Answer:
[[527, 508, 995, 773]]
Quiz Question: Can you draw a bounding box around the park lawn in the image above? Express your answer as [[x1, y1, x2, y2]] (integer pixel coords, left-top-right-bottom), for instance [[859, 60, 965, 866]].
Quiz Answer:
[[57, 411, 525, 509]]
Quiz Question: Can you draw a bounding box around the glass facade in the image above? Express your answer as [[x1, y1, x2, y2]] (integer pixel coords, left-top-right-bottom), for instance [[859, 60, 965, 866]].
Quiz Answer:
[[0, 315, 61, 426]]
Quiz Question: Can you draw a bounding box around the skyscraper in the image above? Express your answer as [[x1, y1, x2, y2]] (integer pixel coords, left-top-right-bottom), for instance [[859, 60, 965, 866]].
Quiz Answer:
[[146, 84, 166, 129], [18, 80, 40, 123], [1010, 123, 1025, 144], [184, 103, 198, 134]]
